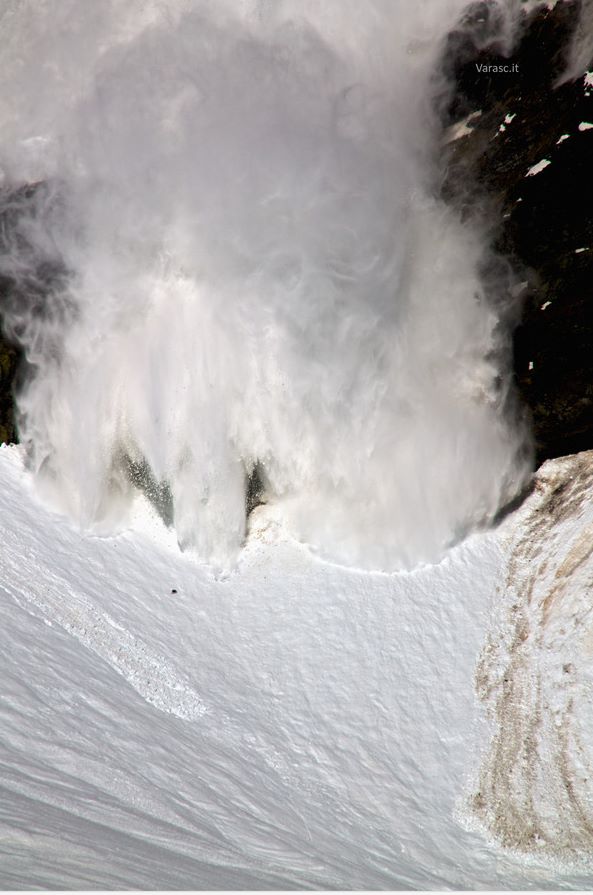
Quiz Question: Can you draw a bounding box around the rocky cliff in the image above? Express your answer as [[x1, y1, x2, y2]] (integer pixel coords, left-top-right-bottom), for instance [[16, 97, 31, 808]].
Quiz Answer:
[[442, 0, 593, 464]]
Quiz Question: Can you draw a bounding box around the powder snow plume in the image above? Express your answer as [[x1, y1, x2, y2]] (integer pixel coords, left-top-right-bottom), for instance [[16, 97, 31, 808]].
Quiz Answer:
[[0, 0, 531, 570]]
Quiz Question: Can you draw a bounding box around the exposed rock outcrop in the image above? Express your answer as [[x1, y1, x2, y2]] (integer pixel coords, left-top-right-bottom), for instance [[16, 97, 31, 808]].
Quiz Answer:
[[0, 180, 68, 444], [0, 337, 19, 445], [442, 0, 593, 465]]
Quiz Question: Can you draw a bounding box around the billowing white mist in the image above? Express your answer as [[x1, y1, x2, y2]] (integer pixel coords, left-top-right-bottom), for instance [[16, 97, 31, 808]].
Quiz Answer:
[[0, 0, 531, 570]]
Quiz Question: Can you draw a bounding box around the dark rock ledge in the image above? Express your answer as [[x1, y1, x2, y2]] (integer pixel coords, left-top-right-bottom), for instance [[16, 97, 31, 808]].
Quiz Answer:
[[440, 0, 593, 465]]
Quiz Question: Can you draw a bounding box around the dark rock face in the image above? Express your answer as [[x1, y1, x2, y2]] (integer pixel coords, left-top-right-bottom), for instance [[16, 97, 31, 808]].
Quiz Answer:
[[0, 188, 25, 444], [441, 0, 593, 464], [0, 337, 19, 444], [0, 180, 69, 444], [246, 463, 267, 516]]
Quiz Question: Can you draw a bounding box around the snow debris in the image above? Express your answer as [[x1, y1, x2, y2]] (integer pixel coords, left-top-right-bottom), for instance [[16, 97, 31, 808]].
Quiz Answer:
[[575, 247, 589, 253], [526, 158, 551, 176], [585, 71, 593, 88], [504, 113, 516, 124], [578, 121, 593, 131], [471, 451, 593, 859], [556, 134, 570, 144], [528, 360, 534, 370], [443, 110, 482, 143], [540, 301, 552, 310]]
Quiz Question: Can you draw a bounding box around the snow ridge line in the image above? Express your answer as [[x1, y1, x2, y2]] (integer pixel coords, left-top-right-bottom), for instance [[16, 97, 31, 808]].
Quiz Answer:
[[1, 578, 208, 722]]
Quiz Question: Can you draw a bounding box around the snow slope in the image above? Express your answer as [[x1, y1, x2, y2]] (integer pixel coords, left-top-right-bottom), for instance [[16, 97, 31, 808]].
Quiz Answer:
[[1, 442, 591, 890]]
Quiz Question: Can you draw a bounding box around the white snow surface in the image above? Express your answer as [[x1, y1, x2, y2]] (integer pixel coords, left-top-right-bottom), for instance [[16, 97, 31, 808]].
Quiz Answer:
[[2, 443, 593, 890], [526, 158, 552, 177]]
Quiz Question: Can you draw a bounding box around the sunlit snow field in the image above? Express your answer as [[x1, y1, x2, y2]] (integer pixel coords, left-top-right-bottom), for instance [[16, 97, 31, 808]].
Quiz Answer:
[[0, 442, 588, 890]]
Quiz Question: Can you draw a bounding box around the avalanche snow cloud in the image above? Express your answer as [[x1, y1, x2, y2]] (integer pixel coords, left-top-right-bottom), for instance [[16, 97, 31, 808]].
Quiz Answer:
[[0, 0, 530, 569]]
